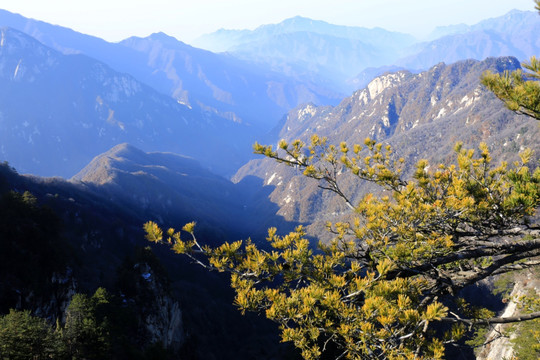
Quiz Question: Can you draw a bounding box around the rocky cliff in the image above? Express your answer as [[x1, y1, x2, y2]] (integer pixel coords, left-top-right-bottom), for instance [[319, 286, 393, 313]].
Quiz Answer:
[[234, 57, 540, 241]]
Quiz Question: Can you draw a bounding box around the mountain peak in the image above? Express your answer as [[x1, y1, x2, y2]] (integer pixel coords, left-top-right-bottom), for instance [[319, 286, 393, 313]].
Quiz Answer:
[[365, 70, 410, 99], [270, 15, 330, 32], [72, 143, 147, 184], [0, 27, 63, 81], [505, 8, 530, 16], [148, 31, 181, 43], [104, 143, 143, 158], [120, 31, 186, 48], [281, 15, 319, 24]]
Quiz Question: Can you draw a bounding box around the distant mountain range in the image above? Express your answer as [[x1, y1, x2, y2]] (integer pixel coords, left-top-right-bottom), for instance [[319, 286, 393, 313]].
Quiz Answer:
[[0, 9, 342, 133], [397, 10, 540, 71], [1, 8, 537, 110], [194, 10, 540, 93], [193, 16, 415, 53], [0, 27, 259, 177], [116, 32, 341, 129], [427, 9, 540, 40], [0, 6, 537, 218], [193, 16, 416, 90]]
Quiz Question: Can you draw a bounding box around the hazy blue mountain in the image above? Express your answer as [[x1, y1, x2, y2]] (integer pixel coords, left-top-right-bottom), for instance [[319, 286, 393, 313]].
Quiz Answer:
[[117, 32, 342, 130], [193, 16, 415, 53], [194, 10, 540, 93], [426, 23, 470, 41], [397, 10, 540, 71], [424, 7, 535, 41], [469, 9, 539, 35], [0, 27, 258, 177], [0, 9, 342, 132], [193, 16, 416, 91], [226, 31, 384, 88]]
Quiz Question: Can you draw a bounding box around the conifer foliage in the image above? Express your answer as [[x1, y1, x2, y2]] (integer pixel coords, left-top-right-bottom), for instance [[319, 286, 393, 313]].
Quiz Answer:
[[146, 136, 540, 359], [0, 309, 63, 359], [481, 0, 540, 121], [146, 2, 540, 358]]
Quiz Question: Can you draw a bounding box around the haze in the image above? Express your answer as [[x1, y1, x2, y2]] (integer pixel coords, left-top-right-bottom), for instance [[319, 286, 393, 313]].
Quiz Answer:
[[1, 0, 536, 43]]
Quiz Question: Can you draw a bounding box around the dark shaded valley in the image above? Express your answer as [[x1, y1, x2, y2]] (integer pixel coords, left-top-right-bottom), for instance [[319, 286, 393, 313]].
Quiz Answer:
[[0, 6, 539, 360]]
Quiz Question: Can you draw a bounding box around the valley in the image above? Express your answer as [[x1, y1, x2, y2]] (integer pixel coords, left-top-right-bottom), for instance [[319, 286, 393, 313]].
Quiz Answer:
[[0, 3, 539, 359]]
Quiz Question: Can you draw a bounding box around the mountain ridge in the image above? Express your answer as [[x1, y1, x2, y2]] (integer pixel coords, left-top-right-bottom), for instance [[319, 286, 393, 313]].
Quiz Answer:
[[0, 9, 343, 133], [233, 57, 540, 239], [0, 27, 256, 177], [193, 10, 540, 93], [395, 10, 540, 71], [193, 15, 415, 52], [192, 15, 416, 92]]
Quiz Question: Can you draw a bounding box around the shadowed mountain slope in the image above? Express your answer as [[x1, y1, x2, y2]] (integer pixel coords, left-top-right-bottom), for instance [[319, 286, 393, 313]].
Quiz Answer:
[[72, 143, 294, 239], [0, 148, 300, 358]]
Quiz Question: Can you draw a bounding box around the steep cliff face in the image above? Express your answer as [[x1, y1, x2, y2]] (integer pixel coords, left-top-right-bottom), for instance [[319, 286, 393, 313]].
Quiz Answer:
[[30, 270, 78, 323], [272, 57, 523, 147], [131, 262, 184, 351], [0, 164, 186, 354], [476, 275, 540, 360]]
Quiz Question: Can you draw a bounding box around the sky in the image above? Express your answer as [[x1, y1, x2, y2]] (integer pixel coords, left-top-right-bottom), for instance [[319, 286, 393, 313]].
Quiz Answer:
[[0, 0, 537, 44]]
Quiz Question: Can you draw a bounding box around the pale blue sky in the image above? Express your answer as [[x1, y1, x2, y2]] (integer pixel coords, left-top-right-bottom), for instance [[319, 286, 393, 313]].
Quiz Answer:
[[1, 0, 536, 43]]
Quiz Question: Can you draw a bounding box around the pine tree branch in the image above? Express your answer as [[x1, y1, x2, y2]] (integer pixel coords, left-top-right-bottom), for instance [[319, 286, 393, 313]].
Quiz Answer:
[[386, 238, 540, 281], [452, 247, 540, 290], [441, 311, 540, 325]]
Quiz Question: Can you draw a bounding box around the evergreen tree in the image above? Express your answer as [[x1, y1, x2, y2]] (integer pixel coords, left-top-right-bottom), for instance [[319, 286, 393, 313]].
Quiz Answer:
[[0, 189, 68, 313], [481, 0, 540, 121], [146, 137, 540, 359], [146, 2, 540, 358], [63, 288, 111, 359], [0, 309, 63, 359]]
